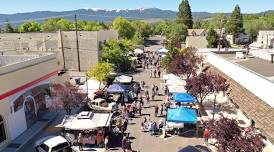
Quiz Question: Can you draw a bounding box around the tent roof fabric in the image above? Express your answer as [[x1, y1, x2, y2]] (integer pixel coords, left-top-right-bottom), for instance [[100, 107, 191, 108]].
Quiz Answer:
[[114, 75, 133, 83], [173, 93, 196, 103], [163, 73, 179, 80], [107, 84, 128, 93], [168, 85, 186, 93], [58, 112, 112, 130], [134, 48, 144, 54], [167, 107, 197, 124], [165, 78, 186, 86]]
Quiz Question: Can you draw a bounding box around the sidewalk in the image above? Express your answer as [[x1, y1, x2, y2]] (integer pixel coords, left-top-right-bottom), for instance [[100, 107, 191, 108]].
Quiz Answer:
[[2, 112, 58, 152]]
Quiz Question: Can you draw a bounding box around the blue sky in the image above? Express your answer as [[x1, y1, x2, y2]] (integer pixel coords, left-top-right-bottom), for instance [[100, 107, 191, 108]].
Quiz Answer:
[[0, 0, 274, 14]]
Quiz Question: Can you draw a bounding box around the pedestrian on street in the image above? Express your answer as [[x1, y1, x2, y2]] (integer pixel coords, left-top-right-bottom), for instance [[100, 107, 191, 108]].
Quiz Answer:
[[155, 85, 159, 96], [125, 140, 132, 152], [154, 69, 157, 78], [158, 70, 161, 78], [160, 104, 164, 116], [121, 136, 126, 152], [154, 105, 159, 117], [203, 128, 209, 145], [150, 69, 152, 78], [77, 133, 83, 151]]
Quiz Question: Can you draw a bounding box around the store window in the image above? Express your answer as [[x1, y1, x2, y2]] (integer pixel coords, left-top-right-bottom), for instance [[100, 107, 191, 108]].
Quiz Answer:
[[0, 115, 6, 143]]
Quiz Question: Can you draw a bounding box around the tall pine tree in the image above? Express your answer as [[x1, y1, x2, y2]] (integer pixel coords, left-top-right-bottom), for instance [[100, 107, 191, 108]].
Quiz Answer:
[[226, 5, 244, 37], [177, 0, 193, 29]]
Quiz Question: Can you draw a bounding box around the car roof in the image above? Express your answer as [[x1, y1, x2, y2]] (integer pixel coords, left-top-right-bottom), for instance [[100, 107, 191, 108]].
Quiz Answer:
[[43, 136, 68, 147]]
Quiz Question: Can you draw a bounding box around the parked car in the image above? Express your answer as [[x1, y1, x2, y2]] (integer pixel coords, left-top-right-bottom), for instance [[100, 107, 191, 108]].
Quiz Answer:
[[88, 98, 118, 112], [35, 136, 74, 152]]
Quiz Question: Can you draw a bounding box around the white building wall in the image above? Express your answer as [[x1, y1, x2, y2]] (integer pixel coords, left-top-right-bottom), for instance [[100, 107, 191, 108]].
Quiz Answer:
[[208, 52, 274, 108]]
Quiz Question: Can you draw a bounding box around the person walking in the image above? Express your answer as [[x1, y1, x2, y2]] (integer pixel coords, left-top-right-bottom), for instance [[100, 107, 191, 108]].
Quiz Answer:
[[160, 104, 164, 116], [158, 70, 161, 78], [125, 140, 132, 152], [77, 133, 83, 151], [155, 85, 159, 96], [150, 69, 152, 78], [121, 136, 126, 152], [203, 128, 209, 145], [154, 69, 157, 78], [154, 105, 159, 117]]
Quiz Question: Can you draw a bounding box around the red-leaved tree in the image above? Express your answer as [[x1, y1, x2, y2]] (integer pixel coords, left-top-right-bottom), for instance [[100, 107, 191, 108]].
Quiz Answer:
[[51, 82, 86, 115], [185, 72, 229, 105], [208, 116, 265, 152], [167, 47, 203, 79]]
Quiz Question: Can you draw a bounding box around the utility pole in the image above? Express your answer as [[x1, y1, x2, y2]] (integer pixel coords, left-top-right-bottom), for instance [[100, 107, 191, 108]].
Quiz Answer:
[[74, 14, 81, 72], [59, 30, 66, 70]]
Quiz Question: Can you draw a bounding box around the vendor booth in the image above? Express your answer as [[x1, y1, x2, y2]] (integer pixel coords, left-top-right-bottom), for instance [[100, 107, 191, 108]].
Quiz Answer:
[[58, 111, 113, 130], [168, 85, 186, 94], [113, 75, 133, 84], [167, 107, 197, 124], [106, 84, 128, 93], [79, 78, 105, 99], [133, 48, 144, 54], [173, 93, 196, 103], [165, 78, 186, 86], [163, 73, 179, 80]]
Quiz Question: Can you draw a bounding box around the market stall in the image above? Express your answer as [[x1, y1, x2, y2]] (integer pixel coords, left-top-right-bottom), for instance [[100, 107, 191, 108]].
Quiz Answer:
[[173, 93, 196, 103], [113, 75, 133, 84], [106, 84, 128, 93]]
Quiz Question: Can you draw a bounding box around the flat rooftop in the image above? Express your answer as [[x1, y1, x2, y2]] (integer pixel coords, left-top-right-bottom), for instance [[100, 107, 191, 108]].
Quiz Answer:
[[0, 53, 53, 67], [219, 53, 274, 81]]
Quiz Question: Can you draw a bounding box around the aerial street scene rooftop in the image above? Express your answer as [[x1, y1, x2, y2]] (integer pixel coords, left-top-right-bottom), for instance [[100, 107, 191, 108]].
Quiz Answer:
[[0, 0, 274, 152]]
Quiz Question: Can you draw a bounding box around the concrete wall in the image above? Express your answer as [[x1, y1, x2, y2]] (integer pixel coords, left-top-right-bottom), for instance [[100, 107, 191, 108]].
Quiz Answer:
[[0, 30, 118, 71], [257, 31, 274, 48], [208, 52, 274, 108]]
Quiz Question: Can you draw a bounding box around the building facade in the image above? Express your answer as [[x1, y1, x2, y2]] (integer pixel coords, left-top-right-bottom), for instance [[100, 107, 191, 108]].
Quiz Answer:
[[0, 30, 118, 71], [0, 54, 59, 150], [256, 30, 274, 49]]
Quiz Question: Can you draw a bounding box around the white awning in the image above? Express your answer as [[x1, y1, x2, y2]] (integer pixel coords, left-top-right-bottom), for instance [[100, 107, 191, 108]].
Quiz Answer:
[[168, 85, 186, 93], [134, 48, 144, 54], [79, 78, 105, 91], [165, 78, 186, 86], [114, 75, 133, 83], [57, 112, 112, 130], [162, 73, 179, 80]]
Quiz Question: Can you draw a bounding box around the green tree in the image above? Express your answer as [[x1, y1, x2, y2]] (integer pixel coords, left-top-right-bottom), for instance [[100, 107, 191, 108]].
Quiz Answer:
[[87, 62, 114, 85], [132, 32, 144, 45], [112, 17, 136, 39], [177, 0, 193, 29], [2, 19, 14, 33], [131, 20, 151, 38], [167, 23, 188, 47], [41, 18, 61, 32], [18, 21, 41, 32], [226, 5, 244, 37], [208, 13, 227, 30], [206, 28, 218, 48], [57, 19, 74, 31], [101, 39, 133, 71]]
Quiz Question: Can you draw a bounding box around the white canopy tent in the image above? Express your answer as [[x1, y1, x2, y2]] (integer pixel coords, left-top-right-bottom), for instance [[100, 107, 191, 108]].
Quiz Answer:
[[133, 48, 144, 54], [79, 78, 105, 99], [165, 78, 186, 86], [114, 75, 133, 83], [168, 85, 186, 93], [162, 73, 179, 80], [57, 111, 112, 130]]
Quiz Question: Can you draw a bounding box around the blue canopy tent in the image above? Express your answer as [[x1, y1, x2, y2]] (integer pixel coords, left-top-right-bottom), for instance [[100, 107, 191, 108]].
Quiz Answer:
[[173, 93, 196, 103], [167, 107, 197, 124], [107, 84, 128, 93]]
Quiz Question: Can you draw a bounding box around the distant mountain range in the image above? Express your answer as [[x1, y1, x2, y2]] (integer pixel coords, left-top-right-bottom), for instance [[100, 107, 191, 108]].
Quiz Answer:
[[0, 8, 273, 26]]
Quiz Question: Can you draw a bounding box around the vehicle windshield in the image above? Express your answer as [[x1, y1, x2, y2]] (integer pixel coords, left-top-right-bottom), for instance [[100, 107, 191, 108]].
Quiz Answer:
[[51, 142, 70, 152]]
